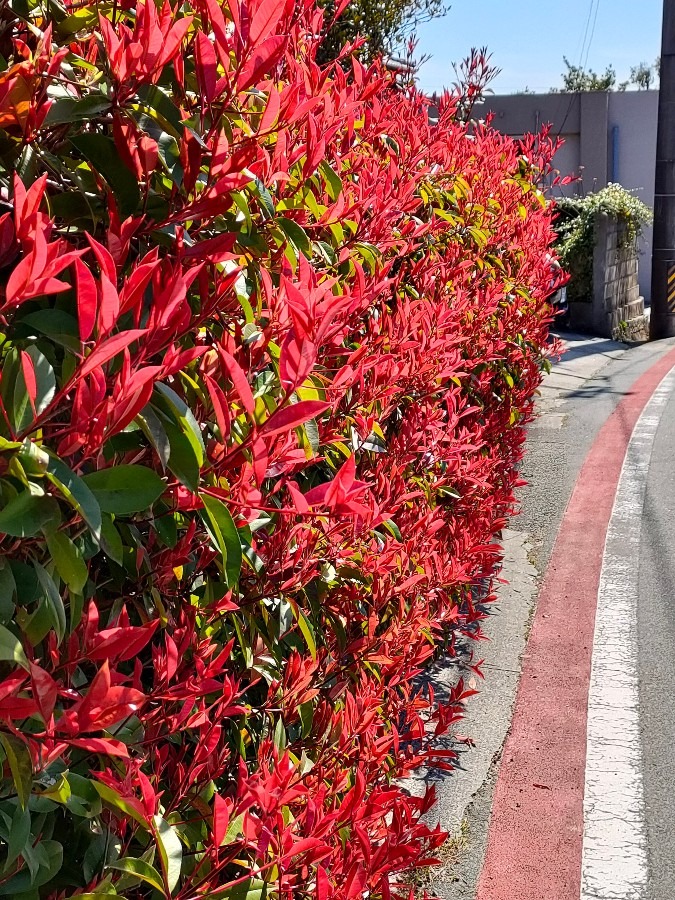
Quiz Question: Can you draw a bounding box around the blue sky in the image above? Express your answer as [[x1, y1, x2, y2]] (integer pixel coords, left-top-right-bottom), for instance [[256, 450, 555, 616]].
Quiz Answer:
[[413, 0, 663, 95]]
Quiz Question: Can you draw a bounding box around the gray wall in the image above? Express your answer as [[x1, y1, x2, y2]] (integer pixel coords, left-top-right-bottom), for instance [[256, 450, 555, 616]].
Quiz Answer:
[[608, 91, 659, 299], [479, 90, 658, 300]]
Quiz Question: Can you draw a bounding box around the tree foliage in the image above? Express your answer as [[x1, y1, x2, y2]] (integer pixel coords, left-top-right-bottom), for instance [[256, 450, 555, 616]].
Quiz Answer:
[[630, 59, 659, 90], [553, 56, 618, 92], [0, 1, 558, 897], [316, 0, 447, 64], [553, 56, 661, 94]]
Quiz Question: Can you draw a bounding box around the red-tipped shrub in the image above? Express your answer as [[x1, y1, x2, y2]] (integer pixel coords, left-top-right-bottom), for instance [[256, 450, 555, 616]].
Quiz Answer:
[[0, 3, 557, 897]]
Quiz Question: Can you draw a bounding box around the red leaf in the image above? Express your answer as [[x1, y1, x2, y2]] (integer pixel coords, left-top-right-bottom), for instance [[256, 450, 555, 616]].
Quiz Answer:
[[212, 792, 230, 846], [86, 233, 116, 284], [97, 272, 120, 338], [205, 373, 232, 443], [89, 621, 160, 663], [75, 259, 97, 341], [160, 16, 194, 68], [78, 330, 147, 379], [259, 84, 280, 133], [259, 400, 329, 438], [344, 864, 367, 900], [279, 331, 316, 389], [66, 737, 130, 758], [195, 31, 218, 102], [30, 663, 58, 724], [237, 35, 286, 92], [19, 350, 37, 410], [56, 660, 147, 733], [249, 0, 284, 44], [260, 400, 330, 437], [251, 436, 268, 484], [218, 348, 255, 415], [316, 865, 332, 900]]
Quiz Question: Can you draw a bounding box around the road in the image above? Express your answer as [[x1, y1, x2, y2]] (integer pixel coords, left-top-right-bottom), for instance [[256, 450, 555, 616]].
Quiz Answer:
[[421, 332, 675, 900]]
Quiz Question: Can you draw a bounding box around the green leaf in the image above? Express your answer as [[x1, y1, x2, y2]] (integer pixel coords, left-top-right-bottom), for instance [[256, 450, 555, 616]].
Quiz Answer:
[[137, 84, 190, 142], [136, 408, 171, 468], [0, 559, 16, 625], [157, 132, 183, 186], [0, 624, 29, 671], [4, 804, 30, 872], [82, 829, 110, 882], [355, 241, 381, 274], [150, 387, 204, 491], [57, 5, 98, 35], [0, 839, 62, 895], [74, 894, 122, 899], [153, 815, 182, 894], [153, 511, 177, 549], [66, 773, 103, 819], [107, 858, 166, 896], [158, 431, 200, 491], [94, 783, 148, 828], [20, 310, 80, 352], [34, 561, 66, 644], [277, 217, 311, 257], [0, 492, 60, 538], [222, 812, 245, 846], [43, 525, 88, 593], [153, 384, 205, 463], [200, 495, 242, 588], [319, 160, 343, 201], [296, 608, 316, 661], [253, 178, 275, 218], [100, 515, 123, 566], [208, 878, 267, 900], [45, 453, 102, 543], [0, 733, 32, 809], [17, 439, 50, 476], [299, 701, 313, 739], [380, 519, 402, 542], [70, 134, 140, 220], [44, 95, 111, 127], [82, 466, 165, 516], [77, 885, 124, 900], [273, 716, 286, 753]]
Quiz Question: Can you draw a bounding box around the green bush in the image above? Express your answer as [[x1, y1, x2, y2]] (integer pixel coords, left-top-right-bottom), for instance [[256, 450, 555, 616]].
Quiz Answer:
[[555, 184, 652, 302]]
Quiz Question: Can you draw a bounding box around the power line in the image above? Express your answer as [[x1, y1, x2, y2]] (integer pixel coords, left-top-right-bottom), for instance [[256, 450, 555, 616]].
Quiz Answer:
[[582, 0, 602, 72], [576, 0, 598, 71], [555, 0, 602, 138]]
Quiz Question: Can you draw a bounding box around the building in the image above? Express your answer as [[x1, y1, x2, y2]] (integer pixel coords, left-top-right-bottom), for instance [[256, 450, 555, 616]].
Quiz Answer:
[[478, 90, 659, 301]]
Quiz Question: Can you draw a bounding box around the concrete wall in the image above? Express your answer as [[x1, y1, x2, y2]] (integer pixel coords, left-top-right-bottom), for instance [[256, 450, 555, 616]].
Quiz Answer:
[[479, 90, 658, 300], [608, 91, 659, 300]]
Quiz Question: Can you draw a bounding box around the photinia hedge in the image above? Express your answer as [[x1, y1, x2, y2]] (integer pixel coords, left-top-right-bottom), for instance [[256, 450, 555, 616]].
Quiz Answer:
[[0, 1, 558, 897]]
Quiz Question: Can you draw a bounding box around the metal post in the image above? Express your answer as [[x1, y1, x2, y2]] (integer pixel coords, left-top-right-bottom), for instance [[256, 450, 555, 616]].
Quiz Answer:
[[651, 0, 675, 338]]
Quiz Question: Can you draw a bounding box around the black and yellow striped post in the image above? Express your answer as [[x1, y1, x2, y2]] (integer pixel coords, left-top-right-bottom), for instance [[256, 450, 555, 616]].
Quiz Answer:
[[651, 0, 675, 338], [668, 265, 675, 312]]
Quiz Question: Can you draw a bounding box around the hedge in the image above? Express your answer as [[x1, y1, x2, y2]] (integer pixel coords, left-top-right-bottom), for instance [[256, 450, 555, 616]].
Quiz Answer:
[[0, 2, 557, 897]]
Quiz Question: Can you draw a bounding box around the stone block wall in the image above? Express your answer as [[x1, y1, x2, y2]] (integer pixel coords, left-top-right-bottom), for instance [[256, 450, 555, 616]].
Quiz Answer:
[[569, 212, 647, 340]]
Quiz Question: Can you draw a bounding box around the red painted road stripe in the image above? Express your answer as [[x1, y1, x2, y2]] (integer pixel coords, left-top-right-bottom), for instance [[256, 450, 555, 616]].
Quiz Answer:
[[476, 343, 675, 900]]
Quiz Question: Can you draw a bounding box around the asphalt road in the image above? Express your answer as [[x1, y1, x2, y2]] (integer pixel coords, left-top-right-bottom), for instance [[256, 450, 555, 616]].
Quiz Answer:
[[639, 375, 675, 900], [426, 333, 675, 899]]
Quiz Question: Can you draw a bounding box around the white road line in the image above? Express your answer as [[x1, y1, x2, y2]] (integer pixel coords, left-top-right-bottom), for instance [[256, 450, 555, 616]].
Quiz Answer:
[[581, 366, 675, 900]]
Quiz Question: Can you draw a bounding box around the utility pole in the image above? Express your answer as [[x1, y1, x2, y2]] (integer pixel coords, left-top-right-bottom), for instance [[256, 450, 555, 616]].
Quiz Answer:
[[651, 0, 675, 338]]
